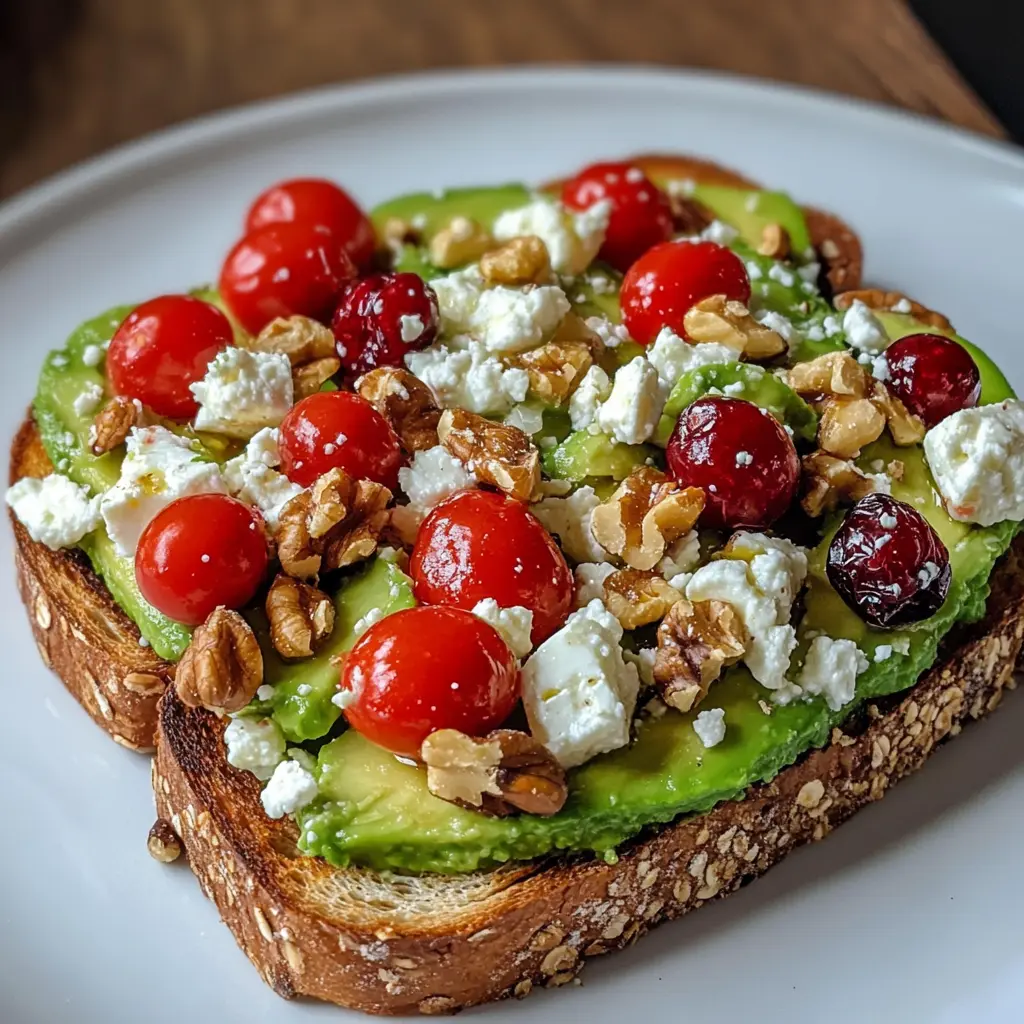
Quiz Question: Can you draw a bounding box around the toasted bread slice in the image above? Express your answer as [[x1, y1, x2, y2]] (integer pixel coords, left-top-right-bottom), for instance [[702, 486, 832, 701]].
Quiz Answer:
[[154, 541, 1024, 1015], [9, 415, 173, 750]]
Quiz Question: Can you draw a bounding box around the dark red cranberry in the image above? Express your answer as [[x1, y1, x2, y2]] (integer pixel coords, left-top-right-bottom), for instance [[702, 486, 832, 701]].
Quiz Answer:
[[826, 493, 950, 628], [880, 333, 980, 428], [666, 396, 799, 530], [332, 272, 439, 379]]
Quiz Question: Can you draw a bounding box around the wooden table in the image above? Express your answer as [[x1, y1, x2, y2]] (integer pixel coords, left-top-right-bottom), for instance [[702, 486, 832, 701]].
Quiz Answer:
[[0, 0, 1003, 200]]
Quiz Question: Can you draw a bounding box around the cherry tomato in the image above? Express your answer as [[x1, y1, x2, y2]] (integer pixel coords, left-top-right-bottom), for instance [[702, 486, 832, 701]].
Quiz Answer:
[[880, 333, 981, 428], [278, 391, 403, 489], [245, 177, 376, 271], [410, 490, 573, 644], [135, 494, 268, 625], [621, 240, 750, 346], [332, 272, 439, 380], [338, 605, 520, 757], [106, 295, 233, 420], [219, 221, 358, 335], [561, 161, 673, 272], [666, 396, 799, 530]]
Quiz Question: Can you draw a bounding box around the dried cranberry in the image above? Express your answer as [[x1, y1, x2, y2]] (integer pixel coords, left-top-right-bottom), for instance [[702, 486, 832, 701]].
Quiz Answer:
[[332, 272, 439, 379], [666, 396, 799, 530], [880, 333, 980, 428], [826, 493, 950, 628]]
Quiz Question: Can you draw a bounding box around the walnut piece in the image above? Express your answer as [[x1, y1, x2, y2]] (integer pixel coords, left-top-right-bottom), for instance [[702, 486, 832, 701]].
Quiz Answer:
[[90, 396, 138, 455], [785, 350, 871, 400], [248, 315, 337, 366], [683, 294, 786, 360], [800, 452, 879, 517], [833, 289, 954, 333], [357, 366, 441, 452], [421, 728, 567, 817], [590, 467, 705, 571], [147, 818, 181, 864], [276, 468, 391, 579], [512, 339, 593, 405], [669, 194, 713, 235], [480, 235, 552, 285], [871, 383, 926, 445], [818, 396, 887, 459], [603, 569, 683, 630], [437, 407, 539, 502], [757, 222, 791, 260], [293, 356, 342, 399], [175, 607, 263, 713], [654, 599, 747, 712], [381, 216, 421, 249], [266, 574, 335, 659], [429, 216, 494, 269]]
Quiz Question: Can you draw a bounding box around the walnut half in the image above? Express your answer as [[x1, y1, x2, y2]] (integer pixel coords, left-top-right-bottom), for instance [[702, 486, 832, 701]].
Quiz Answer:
[[511, 339, 593, 405], [90, 396, 139, 455], [356, 366, 441, 452], [683, 294, 786, 360], [603, 569, 682, 630], [265, 574, 335, 659], [800, 452, 880, 517], [421, 729, 567, 817], [248, 315, 341, 399], [654, 599, 747, 713], [175, 607, 263, 713]]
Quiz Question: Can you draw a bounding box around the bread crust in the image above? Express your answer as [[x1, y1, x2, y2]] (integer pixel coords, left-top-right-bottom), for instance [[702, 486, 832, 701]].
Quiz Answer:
[[154, 541, 1024, 1015], [9, 416, 172, 750]]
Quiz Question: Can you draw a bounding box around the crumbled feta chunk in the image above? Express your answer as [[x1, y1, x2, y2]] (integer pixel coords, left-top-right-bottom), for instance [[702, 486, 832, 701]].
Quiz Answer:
[[492, 195, 610, 274], [6, 473, 101, 550], [625, 647, 657, 687], [568, 365, 611, 431], [574, 561, 617, 607], [260, 758, 319, 819], [924, 399, 1024, 526], [891, 297, 912, 313], [842, 299, 888, 354], [797, 636, 869, 711], [352, 606, 386, 639], [753, 310, 796, 348], [398, 445, 475, 513], [700, 220, 738, 246], [406, 339, 529, 415], [520, 599, 640, 768], [658, 530, 701, 580], [399, 314, 425, 343], [504, 402, 545, 436], [224, 717, 286, 781], [596, 355, 662, 445], [693, 707, 726, 748], [191, 348, 294, 437], [645, 328, 737, 393], [222, 427, 304, 528], [471, 599, 534, 659], [584, 316, 630, 348], [72, 381, 104, 416], [532, 484, 605, 563], [81, 343, 104, 367], [99, 426, 226, 556]]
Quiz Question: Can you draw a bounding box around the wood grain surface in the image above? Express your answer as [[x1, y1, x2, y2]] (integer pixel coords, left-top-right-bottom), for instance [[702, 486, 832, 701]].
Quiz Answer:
[[0, 0, 1003, 200]]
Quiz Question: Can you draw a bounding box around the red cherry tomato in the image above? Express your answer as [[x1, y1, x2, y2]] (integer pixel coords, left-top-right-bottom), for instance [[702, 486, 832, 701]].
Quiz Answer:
[[338, 605, 520, 757], [245, 178, 376, 271], [135, 494, 268, 625], [107, 295, 233, 420], [332, 272, 439, 380], [666, 396, 799, 530], [219, 221, 358, 335], [621, 240, 750, 346], [561, 161, 673, 273], [881, 333, 981, 428], [410, 490, 573, 644], [278, 391, 403, 489]]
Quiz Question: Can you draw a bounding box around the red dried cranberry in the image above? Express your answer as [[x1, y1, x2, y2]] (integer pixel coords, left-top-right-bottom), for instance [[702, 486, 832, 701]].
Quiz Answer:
[[880, 333, 980, 428], [332, 272, 439, 379], [826, 493, 950, 628], [666, 396, 799, 529]]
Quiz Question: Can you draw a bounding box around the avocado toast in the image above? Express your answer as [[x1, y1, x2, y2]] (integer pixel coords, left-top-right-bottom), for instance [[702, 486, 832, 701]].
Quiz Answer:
[[9, 154, 1024, 1015]]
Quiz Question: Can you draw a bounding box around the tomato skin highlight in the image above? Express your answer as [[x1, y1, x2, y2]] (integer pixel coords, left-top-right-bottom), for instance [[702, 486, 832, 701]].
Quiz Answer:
[[339, 606, 520, 757], [219, 221, 358, 335], [245, 177, 376, 270], [107, 295, 233, 420], [410, 490, 573, 644], [620, 239, 750, 346], [277, 390, 403, 489], [134, 494, 268, 625]]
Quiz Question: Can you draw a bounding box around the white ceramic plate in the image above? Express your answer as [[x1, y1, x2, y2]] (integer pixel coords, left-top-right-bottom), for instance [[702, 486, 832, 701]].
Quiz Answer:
[[2, 67, 1024, 1024]]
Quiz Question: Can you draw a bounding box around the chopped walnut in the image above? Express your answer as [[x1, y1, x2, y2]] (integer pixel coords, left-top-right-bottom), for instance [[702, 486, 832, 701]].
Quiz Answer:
[[437, 408, 539, 502], [654, 599, 747, 713], [249, 315, 337, 366], [800, 452, 879, 517], [590, 467, 705, 571], [871, 383, 926, 445], [683, 294, 786, 360], [381, 504, 422, 552], [381, 216, 421, 249], [357, 366, 441, 452], [757, 223, 791, 260], [888, 459, 905, 482], [428, 216, 494, 269], [276, 468, 391, 579], [479, 235, 552, 285], [265, 574, 335, 659], [147, 818, 181, 863], [818, 396, 887, 459], [293, 356, 342, 399], [603, 569, 683, 630], [786, 350, 871, 400], [175, 607, 263, 713], [421, 728, 567, 817], [833, 289, 954, 333], [511, 339, 593, 405], [669, 193, 713, 235], [90, 396, 139, 455]]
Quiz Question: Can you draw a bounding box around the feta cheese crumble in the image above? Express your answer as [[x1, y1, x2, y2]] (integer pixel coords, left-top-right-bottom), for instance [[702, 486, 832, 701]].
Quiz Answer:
[[399, 314, 425, 343], [532, 484, 605, 563], [574, 561, 617, 607], [492, 195, 610, 274], [222, 427, 304, 529], [224, 716, 286, 781], [398, 445, 475, 513], [191, 348, 294, 437], [596, 355, 662, 445], [568, 365, 612, 431], [693, 707, 726, 748], [406, 339, 529, 415], [72, 381, 105, 417], [797, 636, 869, 711], [6, 473, 101, 550], [504, 402, 545, 436], [260, 758, 319, 819], [471, 599, 534, 659], [81, 343, 104, 367], [645, 327, 737, 394], [841, 299, 888, 354]]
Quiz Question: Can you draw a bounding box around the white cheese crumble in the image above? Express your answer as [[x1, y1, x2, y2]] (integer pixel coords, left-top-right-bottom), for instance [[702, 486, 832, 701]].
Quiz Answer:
[[520, 599, 640, 768], [574, 561, 617, 607], [841, 299, 888, 354], [398, 445, 475, 513], [406, 339, 529, 415], [471, 598, 534, 659], [6, 473, 101, 550], [753, 310, 797, 348], [596, 355, 663, 445], [224, 716, 286, 781], [645, 327, 737, 393], [260, 758, 319, 819], [72, 381, 104, 417], [191, 347, 294, 438], [532, 484, 605, 563], [700, 220, 739, 246], [924, 399, 1024, 526], [492, 195, 610, 274], [657, 530, 701, 585], [352, 606, 386, 639], [81, 343, 104, 367], [797, 636, 869, 711], [399, 314, 425, 343], [504, 402, 545, 436], [693, 707, 726, 748], [584, 316, 630, 348], [222, 427, 304, 529], [568, 365, 612, 432]]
